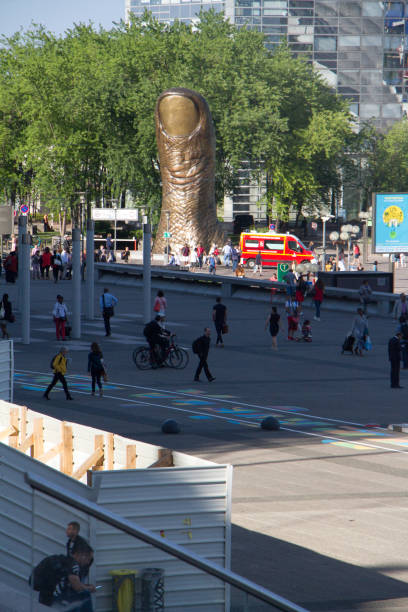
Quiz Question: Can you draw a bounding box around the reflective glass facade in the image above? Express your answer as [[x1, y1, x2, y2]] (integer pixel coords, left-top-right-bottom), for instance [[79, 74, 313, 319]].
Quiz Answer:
[[126, 0, 224, 25], [228, 0, 407, 129], [126, 0, 408, 216], [126, 0, 408, 128]]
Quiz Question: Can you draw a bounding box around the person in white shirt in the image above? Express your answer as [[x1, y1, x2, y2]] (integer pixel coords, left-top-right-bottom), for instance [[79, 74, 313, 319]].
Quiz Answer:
[[52, 294, 69, 341], [222, 242, 232, 268], [61, 249, 70, 279]]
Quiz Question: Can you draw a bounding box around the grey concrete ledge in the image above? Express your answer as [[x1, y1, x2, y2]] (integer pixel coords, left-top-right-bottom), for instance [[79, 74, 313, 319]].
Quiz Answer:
[[95, 263, 399, 317]]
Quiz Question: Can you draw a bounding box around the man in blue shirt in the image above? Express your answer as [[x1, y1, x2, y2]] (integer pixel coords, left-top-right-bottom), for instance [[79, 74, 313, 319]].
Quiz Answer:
[[99, 287, 118, 336]]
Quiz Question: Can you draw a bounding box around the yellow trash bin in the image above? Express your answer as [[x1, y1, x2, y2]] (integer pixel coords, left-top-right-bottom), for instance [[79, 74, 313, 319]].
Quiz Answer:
[[110, 569, 139, 612]]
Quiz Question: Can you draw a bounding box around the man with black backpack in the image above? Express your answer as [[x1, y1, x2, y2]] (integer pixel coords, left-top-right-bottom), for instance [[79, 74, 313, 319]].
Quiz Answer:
[[30, 542, 95, 609], [192, 327, 215, 382]]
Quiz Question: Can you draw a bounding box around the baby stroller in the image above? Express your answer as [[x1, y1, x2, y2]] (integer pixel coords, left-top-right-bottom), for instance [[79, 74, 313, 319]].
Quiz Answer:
[[341, 334, 355, 354]]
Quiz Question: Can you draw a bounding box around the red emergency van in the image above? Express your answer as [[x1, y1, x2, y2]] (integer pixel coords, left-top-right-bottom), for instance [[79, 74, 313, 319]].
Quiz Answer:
[[239, 232, 316, 269]]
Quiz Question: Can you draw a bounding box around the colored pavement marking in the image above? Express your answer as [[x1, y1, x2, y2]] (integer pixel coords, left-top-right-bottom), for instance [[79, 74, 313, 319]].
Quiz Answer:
[[190, 415, 213, 420], [322, 439, 375, 450], [322, 428, 389, 437], [172, 400, 213, 406]]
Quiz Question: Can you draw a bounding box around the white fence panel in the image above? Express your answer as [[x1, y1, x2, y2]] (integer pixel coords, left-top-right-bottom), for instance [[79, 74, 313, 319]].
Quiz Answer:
[[92, 465, 232, 611]]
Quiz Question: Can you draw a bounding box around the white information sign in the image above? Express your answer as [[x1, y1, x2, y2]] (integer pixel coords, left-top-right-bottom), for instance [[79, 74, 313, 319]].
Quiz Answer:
[[91, 208, 139, 221]]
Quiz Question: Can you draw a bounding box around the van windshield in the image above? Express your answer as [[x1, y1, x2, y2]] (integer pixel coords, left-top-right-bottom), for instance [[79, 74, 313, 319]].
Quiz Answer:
[[287, 238, 309, 253], [297, 239, 308, 251]]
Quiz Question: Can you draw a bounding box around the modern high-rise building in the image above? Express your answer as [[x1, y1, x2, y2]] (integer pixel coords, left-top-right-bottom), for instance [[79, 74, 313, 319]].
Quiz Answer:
[[126, 0, 408, 219]]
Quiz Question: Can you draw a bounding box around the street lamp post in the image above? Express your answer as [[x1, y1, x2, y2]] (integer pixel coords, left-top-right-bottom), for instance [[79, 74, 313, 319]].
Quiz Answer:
[[112, 200, 118, 255], [329, 232, 340, 269], [321, 214, 333, 270], [340, 224, 360, 269], [358, 211, 370, 264], [143, 215, 151, 323], [165, 211, 170, 264]]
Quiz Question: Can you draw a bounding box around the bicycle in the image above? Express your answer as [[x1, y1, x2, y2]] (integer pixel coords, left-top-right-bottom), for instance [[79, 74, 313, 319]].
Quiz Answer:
[[132, 335, 189, 370]]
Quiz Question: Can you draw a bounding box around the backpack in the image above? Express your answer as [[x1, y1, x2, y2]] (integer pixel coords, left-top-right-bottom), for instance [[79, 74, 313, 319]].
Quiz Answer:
[[50, 354, 59, 369], [143, 321, 156, 340], [192, 337, 202, 354], [29, 554, 69, 594]]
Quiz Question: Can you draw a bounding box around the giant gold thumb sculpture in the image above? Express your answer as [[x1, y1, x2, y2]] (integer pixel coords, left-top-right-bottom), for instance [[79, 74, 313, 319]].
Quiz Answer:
[[153, 88, 225, 255]]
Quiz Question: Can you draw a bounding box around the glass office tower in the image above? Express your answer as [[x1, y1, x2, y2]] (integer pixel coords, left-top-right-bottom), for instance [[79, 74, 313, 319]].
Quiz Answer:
[[126, 0, 408, 218]]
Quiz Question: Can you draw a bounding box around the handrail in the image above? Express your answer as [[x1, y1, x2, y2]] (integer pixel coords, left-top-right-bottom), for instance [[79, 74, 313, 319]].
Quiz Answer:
[[26, 471, 309, 612]]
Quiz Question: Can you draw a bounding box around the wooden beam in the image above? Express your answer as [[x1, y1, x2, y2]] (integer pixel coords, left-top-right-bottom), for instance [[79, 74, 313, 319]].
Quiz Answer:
[[19, 433, 34, 454], [37, 442, 63, 464], [93, 435, 104, 471], [126, 444, 137, 469], [0, 424, 18, 441], [33, 418, 44, 459], [149, 448, 173, 468], [61, 423, 73, 476], [9, 407, 19, 448], [20, 406, 27, 444], [106, 433, 114, 470], [72, 446, 104, 481]]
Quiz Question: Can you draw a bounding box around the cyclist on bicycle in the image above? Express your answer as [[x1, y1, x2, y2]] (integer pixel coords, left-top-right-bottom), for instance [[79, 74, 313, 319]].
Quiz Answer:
[[143, 315, 172, 365]]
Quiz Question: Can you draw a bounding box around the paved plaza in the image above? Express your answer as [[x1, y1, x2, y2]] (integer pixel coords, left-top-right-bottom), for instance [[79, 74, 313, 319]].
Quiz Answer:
[[7, 272, 408, 611]]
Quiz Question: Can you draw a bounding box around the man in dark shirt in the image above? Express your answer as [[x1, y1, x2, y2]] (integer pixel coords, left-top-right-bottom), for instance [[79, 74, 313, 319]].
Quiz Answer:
[[194, 327, 215, 382], [66, 521, 92, 581], [144, 315, 171, 364], [389, 332, 403, 388], [212, 297, 227, 347], [54, 542, 96, 611]]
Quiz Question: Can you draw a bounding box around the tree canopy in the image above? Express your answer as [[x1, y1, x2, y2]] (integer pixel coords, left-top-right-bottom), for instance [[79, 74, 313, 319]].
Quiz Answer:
[[0, 11, 356, 224]]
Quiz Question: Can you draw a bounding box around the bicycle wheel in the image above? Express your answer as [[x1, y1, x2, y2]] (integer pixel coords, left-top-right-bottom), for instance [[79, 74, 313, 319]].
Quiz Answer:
[[133, 347, 152, 370], [169, 348, 189, 369]]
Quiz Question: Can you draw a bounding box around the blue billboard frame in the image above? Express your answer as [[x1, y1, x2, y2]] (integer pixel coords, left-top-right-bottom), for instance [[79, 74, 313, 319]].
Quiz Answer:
[[373, 192, 408, 253]]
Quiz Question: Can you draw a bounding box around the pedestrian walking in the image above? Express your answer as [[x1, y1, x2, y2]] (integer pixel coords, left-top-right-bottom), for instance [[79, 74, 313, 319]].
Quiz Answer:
[[4, 251, 17, 283], [392, 293, 408, 319], [353, 242, 360, 262], [212, 297, 227, 347], [253, 251, 262, 276], [31, 250, 41, 280], [295, 275, 307, 314], [43, 347, 73, 400], [359, 280, 372, 314], [52, 294, 69, 341], [193, 327, 215, 382], [389, 332, 403, 389], [312, 277, 324, 321], [88, 342, 106, 397], [41, 247, 52, 279], [222, 241, 232, 268], [285, 297, 299, 341], [265, 306, 280, 349], [208, 253, 216, 274], [0, 294, 14, 339], [398, 315, 408, 369], [52, 250, 62, 283], [100, 288, 118, 337], [284, 268, 296, 297], [351, 307, 368, 356], [153, 290, 167, 316], [197, 243, 205, 269], [231, 246, 239, 272]]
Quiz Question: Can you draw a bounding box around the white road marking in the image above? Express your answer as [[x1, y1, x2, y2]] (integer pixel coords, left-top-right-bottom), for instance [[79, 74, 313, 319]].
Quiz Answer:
[[15, 369, 408, 454]]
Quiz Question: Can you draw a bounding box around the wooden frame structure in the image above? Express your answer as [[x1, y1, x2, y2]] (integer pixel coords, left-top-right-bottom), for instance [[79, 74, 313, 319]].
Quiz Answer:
[[0, 402, 173, 483]]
